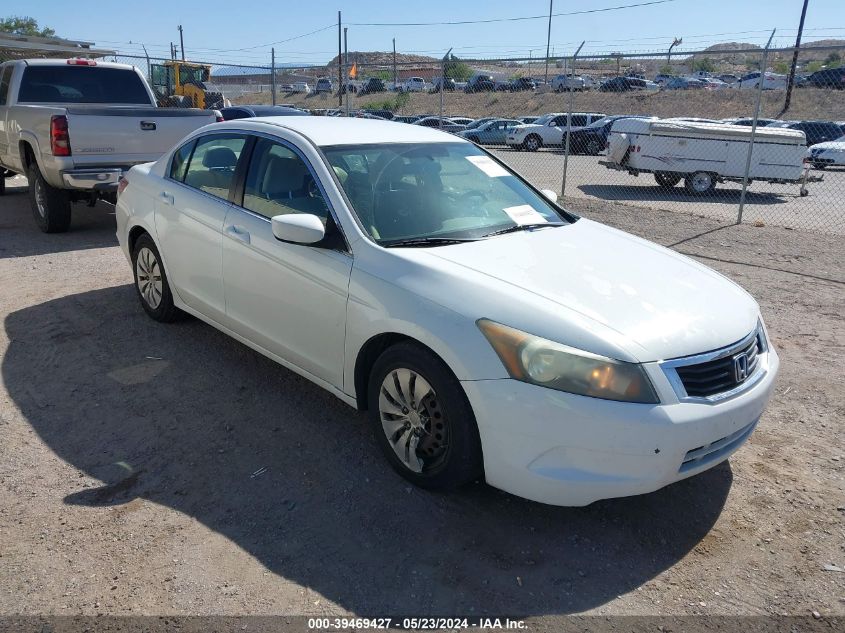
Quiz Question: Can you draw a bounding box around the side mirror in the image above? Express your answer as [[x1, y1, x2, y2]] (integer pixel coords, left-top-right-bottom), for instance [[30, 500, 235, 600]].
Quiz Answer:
[[271, 214, 326, 245], [540, 189, 558, 203]]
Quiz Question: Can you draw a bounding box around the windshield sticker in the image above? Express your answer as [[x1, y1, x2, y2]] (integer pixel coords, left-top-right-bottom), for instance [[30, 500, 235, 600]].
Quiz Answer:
[[503, 204, 548, 225], [466, 155, 510, 177]]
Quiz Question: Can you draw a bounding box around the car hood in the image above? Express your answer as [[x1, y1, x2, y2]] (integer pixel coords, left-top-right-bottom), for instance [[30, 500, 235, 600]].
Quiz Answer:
[[412, 219, 759, 362], [509, 124, 543, 134], [810, 140, 845, 151]]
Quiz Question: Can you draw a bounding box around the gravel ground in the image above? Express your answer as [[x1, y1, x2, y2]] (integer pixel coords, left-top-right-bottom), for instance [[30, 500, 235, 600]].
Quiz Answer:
[[0, 177, 843, 624]]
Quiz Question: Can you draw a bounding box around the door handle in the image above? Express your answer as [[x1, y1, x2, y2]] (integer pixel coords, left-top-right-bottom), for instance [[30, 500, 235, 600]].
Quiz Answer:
[[224, 224, 250, 244], [159, 192, 174, 205], [140, 121, 157, 131]]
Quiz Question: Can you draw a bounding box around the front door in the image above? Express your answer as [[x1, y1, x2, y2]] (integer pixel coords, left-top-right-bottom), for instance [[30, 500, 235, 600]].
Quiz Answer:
[[222, 136, 352, 388]]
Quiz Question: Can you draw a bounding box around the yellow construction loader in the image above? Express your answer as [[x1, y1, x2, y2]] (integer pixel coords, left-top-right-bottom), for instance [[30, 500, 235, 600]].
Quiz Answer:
[[150, 60, 225, 109]]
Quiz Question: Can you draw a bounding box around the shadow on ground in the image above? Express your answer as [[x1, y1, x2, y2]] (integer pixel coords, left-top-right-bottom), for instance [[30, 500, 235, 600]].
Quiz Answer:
[[0, 177, 117, 259], [2, 286, 732, 615], [579, 183, 790, 206]]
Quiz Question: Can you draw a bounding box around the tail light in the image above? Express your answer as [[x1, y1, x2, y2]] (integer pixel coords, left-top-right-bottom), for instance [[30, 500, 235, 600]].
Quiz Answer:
[[67, 58, 97, 66], [214, 110, 224, 122], [117, 177, 129, 197], [50, 115, 71, 156]]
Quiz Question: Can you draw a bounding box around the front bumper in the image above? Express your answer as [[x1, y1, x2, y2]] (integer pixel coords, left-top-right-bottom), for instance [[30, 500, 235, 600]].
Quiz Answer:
[[61, 168, 124, 192], [461, 345, 779, 506]]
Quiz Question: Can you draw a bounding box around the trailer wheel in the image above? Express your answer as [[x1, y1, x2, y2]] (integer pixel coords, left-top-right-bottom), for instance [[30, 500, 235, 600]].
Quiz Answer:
[[685, 171, 716, 195], [655, 172, 682, 188]]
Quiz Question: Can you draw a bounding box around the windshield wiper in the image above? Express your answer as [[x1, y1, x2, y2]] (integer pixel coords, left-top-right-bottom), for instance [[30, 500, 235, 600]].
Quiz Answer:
[[381, 236, 478, 248], [482, 222, 567, 238]]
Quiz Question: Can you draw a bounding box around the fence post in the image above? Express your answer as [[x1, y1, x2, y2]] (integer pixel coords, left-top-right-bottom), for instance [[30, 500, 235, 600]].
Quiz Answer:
[[737, 29, 775, 225], [561, 41, 585, 199], [439, 48, 452, 130], [271, 48, 276, 106]]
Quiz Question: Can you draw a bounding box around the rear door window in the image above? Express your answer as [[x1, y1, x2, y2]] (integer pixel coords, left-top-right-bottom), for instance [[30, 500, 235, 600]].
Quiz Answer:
[[183, 134, 248, 201], [0, 66, 12, 105], [169, 140, 196, 182]]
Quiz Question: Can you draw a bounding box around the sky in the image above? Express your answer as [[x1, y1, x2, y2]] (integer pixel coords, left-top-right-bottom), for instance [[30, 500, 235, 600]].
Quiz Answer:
[[12, 0, 845, 67]]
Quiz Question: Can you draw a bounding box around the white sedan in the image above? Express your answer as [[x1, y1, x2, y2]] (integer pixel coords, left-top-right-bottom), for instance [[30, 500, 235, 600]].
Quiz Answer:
[[116, 117, 779, 506], [809, 135, 845, 169]]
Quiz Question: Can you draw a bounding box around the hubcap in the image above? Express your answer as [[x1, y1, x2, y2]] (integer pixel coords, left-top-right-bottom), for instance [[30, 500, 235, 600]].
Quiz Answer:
[[692, 173, 712, 192], [135, 247, 163, 309], [34, 178, 47, 217], [527, 138, 539, 150], [378, 368, 447, 473]]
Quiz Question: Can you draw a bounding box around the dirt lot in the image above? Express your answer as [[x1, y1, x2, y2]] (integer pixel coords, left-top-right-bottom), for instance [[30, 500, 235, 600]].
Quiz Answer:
[[0, 178, 843, 624], [239, 86, 845, 122]]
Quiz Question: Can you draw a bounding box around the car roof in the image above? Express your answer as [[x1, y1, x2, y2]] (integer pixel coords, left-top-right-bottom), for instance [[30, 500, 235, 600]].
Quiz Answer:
[[20, 58, 138, 71], [214, 116, 465, 146]]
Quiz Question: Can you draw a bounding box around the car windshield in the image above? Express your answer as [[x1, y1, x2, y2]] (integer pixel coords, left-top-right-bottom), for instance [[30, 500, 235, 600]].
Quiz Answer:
[[323, 142, 569, 245], [532, 114, 557, 125]]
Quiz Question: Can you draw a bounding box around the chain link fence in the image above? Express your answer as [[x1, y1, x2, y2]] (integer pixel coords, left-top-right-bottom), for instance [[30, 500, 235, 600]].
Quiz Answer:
[[97, 46, 845, 236]]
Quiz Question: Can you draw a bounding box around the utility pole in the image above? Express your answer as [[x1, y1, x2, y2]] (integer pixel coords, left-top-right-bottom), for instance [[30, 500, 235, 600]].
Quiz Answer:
[[337, 11, 343, 107], [393, 38, 397, 90], [344, 27, 349, 116], [178, 25, 185, 60], [544, 0, 553, 83], [271, 48, 276, 106], [779, 0, 809, 118]]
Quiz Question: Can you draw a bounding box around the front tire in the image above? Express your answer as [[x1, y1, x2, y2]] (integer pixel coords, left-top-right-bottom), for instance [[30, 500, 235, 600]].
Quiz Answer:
[[684, 171, 716, 195], [131, 234, 181, 322], [28, 164, 71, 233], [368, 342, 483, 491], [524, 134, 542, 152], [655, 172, 682, 188]]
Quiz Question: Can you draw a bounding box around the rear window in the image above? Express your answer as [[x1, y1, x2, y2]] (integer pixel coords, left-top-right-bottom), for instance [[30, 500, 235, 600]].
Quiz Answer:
[[18, 66, 151, 104]]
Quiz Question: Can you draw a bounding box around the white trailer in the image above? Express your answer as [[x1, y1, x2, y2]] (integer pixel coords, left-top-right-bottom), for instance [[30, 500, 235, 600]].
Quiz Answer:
[[601, 118, 815, 195]]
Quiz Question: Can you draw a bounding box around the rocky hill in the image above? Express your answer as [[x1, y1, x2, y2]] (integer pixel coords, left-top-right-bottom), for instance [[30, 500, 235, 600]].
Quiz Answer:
[[325, 51, 437, 68]]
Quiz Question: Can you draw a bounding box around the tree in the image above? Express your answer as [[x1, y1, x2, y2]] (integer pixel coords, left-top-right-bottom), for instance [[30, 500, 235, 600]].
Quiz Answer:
[[444, 55, 472, 81], [0, 16, 56, 37], [692, 57, 717, 73]]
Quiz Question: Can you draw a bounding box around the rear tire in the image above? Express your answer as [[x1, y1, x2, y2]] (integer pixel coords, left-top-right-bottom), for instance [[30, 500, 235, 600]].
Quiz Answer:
[[131, 234, 181, 323], [585, 138, 603, 155], [368, 342, 483, 491], [684, 171, 716, 195], [655, 172, 682, 188], [28, 164, 71, 233]]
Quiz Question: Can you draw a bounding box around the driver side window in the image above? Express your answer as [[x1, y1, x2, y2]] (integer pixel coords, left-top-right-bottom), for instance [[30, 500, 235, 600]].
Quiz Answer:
[[242, 138, 329, 222]]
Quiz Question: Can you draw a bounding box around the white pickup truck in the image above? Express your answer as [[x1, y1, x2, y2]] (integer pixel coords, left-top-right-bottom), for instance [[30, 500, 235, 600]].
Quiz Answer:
[[0, 58, 220, 232]]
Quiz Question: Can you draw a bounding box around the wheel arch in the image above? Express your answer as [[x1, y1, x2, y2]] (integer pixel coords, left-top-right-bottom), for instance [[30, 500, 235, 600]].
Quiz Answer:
[[353, 332, 457, 411]]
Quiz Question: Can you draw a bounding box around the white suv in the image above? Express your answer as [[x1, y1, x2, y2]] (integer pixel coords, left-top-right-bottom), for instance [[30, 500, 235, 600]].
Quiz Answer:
[[551, 74, 586, 92], [506, 112, 606, 151], [401, 77, 427, 92]]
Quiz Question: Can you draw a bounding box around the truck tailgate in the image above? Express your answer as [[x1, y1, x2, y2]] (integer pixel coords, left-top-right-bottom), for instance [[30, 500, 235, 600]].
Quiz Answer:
[[65, 107, 216, 166]]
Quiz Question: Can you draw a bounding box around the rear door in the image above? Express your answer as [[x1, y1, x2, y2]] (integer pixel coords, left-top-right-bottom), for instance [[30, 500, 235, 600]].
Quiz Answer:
[[221, 135, 352, 388], [155, 132, 249, 322]]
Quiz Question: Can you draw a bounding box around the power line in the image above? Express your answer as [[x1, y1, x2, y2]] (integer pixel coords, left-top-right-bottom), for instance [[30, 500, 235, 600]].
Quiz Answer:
[[347, 0, 676, 27]]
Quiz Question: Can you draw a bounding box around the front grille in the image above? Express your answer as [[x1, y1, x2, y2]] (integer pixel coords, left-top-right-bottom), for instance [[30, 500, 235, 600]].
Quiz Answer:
[[679, 419, 757, 473], [676, 335, 760, 398]]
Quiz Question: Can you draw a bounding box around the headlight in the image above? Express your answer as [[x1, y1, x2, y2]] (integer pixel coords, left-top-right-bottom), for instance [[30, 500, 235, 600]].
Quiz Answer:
[[477, 319, 659, 404]]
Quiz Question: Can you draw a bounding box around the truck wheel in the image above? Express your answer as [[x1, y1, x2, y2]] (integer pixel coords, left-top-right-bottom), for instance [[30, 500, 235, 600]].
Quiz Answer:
[[684, 171, 716, 195], [655, 172, 682, 188], [524, 134, 542, 152], [28, 164, 71, 233]]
